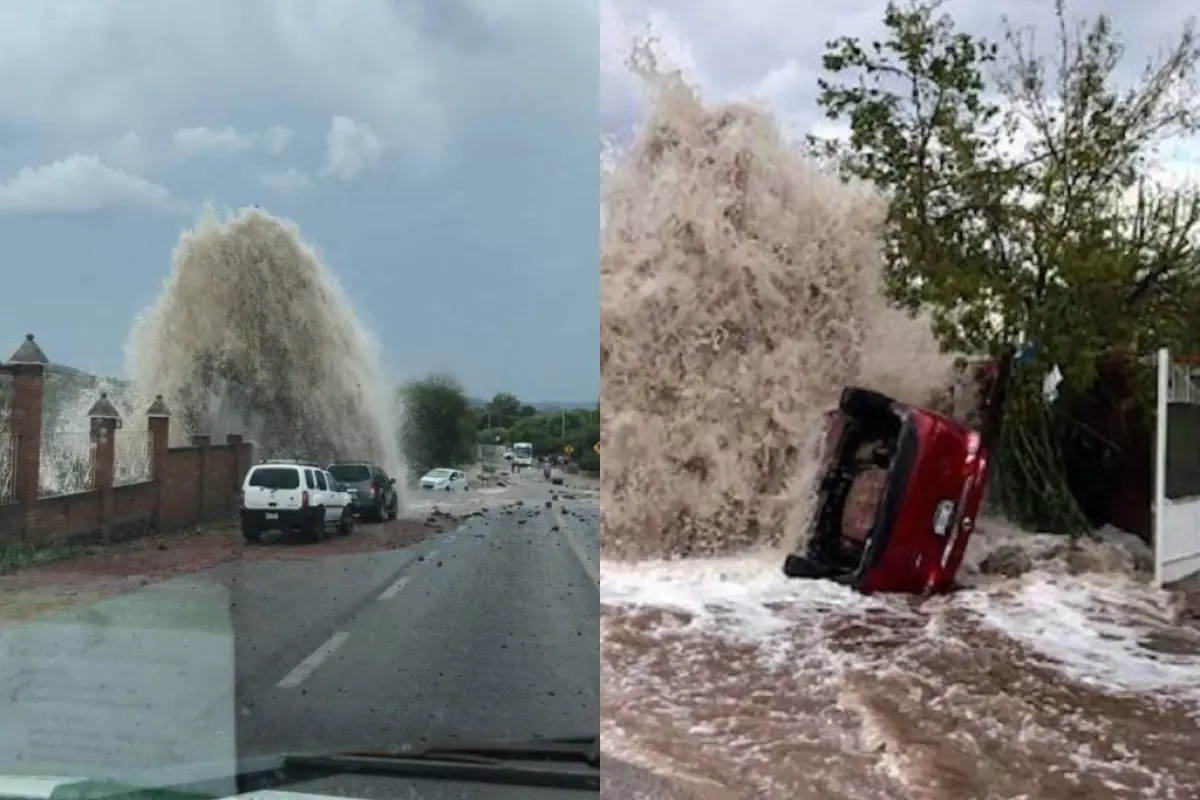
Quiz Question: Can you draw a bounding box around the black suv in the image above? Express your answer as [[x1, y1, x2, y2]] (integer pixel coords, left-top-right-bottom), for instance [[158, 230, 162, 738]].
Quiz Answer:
[[327, 461, 399, 522]]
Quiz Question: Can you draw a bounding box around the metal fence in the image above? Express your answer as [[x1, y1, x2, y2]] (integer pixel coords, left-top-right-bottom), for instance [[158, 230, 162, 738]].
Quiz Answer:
[[39, 431, 96, 497], [0, 431, 14, 505], [0, 373, 14, 505], [114, 429, 154, 486]]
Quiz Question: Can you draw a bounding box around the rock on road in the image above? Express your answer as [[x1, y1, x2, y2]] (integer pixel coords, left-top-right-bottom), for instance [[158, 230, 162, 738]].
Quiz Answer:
[[0, 476, 599, 793]]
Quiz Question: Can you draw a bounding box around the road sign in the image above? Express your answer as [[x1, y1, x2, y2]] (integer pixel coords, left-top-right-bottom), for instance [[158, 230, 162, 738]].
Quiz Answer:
[[593, 442, 600, 454], [564, 444, 575, 455]]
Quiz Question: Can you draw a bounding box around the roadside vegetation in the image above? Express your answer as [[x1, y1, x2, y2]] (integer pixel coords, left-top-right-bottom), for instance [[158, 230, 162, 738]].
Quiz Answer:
[[399, 379, 600, 477], [815, 0, 1200, 533]]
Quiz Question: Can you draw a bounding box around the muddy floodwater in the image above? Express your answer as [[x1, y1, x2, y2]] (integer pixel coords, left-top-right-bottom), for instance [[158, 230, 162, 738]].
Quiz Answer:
[[600, 530, 1200, 800]]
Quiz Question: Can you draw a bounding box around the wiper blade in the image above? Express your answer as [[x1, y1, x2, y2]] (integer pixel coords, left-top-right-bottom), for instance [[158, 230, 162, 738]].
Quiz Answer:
[[281, 747, 599, 792], [345, 735, 601, 768], [42, 737, 602, 799]]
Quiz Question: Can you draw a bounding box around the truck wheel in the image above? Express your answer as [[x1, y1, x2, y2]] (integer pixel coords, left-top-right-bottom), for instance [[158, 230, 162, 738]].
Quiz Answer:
[[338, 511, 353, 536], [241, 523, 262, 543], [304, 509, 327, 542], [782, 553, 835, 579]]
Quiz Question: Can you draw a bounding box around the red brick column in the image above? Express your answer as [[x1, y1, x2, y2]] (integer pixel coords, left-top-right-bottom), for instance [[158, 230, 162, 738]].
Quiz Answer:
[[8, 334, 49, 509], [90, 417, 116, 536], [226, 434, 245, 512], [87, 391, 121, 538], [147, 395, 171, 532], [192, 435, 211, 523]]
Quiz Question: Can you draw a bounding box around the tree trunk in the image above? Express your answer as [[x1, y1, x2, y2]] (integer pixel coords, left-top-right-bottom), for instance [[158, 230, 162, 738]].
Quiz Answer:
[[980, 346, 1014, 453]]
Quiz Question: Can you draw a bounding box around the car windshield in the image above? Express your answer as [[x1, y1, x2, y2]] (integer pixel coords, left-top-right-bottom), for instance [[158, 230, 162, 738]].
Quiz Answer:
[[329, 464, 371, 482], [248, 467, 301, 490], [0, 5, 598, 795]]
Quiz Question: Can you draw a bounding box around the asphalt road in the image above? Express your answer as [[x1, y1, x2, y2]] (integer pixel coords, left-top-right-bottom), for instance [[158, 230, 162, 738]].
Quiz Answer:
[[229, 486, 600, 757]]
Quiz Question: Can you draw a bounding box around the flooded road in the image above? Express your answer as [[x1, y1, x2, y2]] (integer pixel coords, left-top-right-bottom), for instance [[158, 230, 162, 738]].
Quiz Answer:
[[600, 536, 1200, 799]]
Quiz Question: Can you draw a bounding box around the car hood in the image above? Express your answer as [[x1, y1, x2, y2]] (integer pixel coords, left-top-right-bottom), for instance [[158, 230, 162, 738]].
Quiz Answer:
[[0, 776, 354, 800]]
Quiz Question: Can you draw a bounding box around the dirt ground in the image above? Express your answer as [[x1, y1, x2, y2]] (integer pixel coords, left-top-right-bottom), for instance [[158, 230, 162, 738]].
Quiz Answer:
[[0, 514, 447, 628]]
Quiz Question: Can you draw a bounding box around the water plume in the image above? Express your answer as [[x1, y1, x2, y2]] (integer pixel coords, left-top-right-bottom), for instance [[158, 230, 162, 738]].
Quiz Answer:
[[599, 45, 954, 560], [126, 206, 406, 495]]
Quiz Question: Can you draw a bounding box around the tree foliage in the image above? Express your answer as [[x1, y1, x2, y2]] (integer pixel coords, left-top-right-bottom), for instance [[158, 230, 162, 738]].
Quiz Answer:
[[814, 0, 1200, 532], [399, 374, 477, 476]]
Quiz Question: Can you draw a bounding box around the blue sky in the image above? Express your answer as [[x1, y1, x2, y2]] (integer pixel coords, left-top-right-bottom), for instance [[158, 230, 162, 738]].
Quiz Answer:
[[0, 0, 598, 403]]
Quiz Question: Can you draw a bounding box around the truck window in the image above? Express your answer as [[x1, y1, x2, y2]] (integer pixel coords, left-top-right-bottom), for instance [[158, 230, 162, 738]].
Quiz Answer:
[[314, 471, 328, 490], [330, 464, 371, 482], [305, 469, 315, 489], [248, 467, 300, 490]]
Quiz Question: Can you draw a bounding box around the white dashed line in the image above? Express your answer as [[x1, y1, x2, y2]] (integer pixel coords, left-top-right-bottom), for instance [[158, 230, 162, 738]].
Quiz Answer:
[[377, 575, 410, 600], [277, 631, 351, 688], [553, 506, 599, 587]]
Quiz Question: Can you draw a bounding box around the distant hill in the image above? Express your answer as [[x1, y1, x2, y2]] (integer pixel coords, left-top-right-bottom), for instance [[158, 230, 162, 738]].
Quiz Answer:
[[26, 366, 594, 426]]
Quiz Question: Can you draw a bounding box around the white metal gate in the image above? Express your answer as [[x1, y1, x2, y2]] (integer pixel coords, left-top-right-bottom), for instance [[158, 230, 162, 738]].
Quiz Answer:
[[1153, 348, 1200, 585]]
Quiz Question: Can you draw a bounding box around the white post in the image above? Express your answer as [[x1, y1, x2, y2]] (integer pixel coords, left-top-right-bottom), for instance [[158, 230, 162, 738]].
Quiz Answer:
[[1154, 347, 1170, 586]]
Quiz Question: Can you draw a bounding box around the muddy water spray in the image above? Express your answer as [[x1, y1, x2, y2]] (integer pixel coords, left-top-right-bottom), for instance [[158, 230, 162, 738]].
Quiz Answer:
[[126, 207, 406, 493], [600, 54, 953, 560]]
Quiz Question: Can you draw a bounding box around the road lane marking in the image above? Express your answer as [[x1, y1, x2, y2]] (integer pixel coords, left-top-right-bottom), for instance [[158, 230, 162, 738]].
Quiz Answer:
[[377, 576, 410, 600], [277, 631, 351, 688], [553, 505, 599, 587]]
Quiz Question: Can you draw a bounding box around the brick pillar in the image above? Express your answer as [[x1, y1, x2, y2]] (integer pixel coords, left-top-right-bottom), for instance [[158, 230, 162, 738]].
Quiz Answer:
[[146, 395, 171, 533], [192, 434, 211, 522], [226, 434, 244, 514], [87, 392, 121, 538], [8, 334, 49, 509]]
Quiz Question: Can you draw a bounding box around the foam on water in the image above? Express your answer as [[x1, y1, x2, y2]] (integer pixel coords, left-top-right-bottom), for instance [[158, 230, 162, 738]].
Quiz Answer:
[[599, 40, 1200, 797], [601, 547, 1200, 798], [123, 207, 407, 489]]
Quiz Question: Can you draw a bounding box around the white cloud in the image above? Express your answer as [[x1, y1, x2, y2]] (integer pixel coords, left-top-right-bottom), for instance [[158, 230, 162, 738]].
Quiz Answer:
[[100, 131, 147, 172], [321, 116, 385, 181], [262, 126, 293, 156], [0, 0, 595, 179], [0, 154, 178, 214], [602, 0, 1200, 176], [259, 167, 312, 194], [173, 126, 256, 158]]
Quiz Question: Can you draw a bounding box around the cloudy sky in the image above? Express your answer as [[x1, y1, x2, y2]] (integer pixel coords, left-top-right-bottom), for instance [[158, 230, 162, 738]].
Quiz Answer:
[[0, 0, 597, 403], [602, 0, 1200, 179]]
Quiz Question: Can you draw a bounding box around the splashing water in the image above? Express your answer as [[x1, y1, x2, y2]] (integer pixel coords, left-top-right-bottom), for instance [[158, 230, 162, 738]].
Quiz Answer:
[[125, 207, 407, 490], [600, 48, 952, 562], [600, 47, 1200, 798]]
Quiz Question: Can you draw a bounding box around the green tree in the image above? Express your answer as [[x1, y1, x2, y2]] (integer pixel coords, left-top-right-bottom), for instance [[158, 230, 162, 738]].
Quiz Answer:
[[487, 392, 524, 429], [399, 374, 476, 476], [814, 0, 1200, 531]]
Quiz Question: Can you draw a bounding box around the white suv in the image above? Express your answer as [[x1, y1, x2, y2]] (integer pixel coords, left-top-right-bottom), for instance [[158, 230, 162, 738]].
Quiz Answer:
[[238, 460, 354, 543]]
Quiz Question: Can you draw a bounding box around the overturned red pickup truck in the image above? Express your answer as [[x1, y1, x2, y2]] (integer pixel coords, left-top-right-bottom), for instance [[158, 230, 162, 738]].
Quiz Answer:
[[782, 386, 990, 595]]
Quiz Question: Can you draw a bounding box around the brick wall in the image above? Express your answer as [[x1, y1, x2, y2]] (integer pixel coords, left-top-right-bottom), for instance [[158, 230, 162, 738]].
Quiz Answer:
[[0, 335, 253, 545]]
